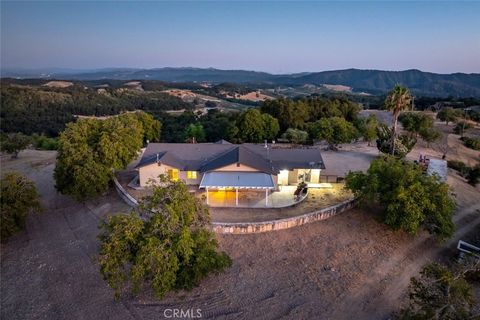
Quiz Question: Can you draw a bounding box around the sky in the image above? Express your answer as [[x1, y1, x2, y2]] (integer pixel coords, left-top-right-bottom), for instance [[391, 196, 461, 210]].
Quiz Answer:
[[1, 1, 479, 74]]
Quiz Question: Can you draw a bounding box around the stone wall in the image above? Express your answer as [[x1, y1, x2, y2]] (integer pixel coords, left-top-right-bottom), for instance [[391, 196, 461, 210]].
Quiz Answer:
[[112, 174, 139, 207], [113, 173, 355, 234], [211, 198, 356, 234]]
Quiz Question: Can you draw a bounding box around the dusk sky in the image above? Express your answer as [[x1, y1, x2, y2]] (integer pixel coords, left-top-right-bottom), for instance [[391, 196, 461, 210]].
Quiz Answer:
[[1, 1, 479, 74]]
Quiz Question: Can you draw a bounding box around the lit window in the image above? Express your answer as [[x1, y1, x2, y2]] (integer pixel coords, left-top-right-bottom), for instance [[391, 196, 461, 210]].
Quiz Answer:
[[187, 171, 197, 179], [168, 169, 179, 181]]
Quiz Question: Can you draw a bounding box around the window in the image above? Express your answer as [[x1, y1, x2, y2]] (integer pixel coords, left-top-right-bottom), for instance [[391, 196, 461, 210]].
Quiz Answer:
[[187, 171, 197, 179], [168, 169, 179, 181]]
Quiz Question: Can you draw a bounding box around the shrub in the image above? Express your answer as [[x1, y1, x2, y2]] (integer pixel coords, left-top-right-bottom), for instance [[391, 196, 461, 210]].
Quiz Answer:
[[32, 134, 59, 150], [462, 137, 480, 150], [467, 164, 480, 186], [376, 123, 416, 158], [1, 172, 41, 241], [447, 160, 470, 177], [453, 121, 473, 135]]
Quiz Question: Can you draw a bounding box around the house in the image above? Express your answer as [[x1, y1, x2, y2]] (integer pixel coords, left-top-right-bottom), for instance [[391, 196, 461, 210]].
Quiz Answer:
[[135, 141, 325, 207]]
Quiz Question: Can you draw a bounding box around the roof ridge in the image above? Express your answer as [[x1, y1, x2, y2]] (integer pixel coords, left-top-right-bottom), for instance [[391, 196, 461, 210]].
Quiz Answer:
[[199, 145, 238, 172], [238, 145, 276, 173]]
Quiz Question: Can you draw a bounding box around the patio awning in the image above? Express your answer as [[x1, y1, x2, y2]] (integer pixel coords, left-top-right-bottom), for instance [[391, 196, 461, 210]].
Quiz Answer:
[[199, 172, 275, 189]]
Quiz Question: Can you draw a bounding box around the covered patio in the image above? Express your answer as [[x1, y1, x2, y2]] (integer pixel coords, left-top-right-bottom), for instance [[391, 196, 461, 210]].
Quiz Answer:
[[197, 186, 300, 208], [199, 172, 302, 208]]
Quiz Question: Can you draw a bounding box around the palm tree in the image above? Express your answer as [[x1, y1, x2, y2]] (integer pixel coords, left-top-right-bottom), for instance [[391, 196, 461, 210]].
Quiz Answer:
[[384, 85, 412, 155]]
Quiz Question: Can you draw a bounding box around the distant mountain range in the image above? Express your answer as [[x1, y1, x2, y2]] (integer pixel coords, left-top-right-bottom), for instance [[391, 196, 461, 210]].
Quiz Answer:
[[2, 67, 480, 97]]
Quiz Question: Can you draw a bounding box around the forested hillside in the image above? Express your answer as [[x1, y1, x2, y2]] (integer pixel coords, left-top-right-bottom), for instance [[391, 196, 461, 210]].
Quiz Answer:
[[0, 83, 191, 136]]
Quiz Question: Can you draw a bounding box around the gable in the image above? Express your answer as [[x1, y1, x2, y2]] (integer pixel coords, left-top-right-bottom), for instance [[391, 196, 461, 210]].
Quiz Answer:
[[212, 163, 260, 172]]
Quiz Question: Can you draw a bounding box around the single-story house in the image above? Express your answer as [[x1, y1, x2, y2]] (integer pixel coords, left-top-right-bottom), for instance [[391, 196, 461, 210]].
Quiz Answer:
[[135, 141, 325, 206]]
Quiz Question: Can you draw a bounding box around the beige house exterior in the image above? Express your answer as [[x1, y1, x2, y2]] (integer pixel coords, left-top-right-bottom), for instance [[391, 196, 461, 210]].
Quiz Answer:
[[136, 142, 325, 207]]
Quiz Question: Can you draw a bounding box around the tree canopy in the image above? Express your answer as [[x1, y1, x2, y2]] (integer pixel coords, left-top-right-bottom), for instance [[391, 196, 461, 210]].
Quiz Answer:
[[0, 133, 31, 158], [184, 123, 206, 143], [356, 114, 379, 146], [0, 84, 186, 137], [345, 157, 455, 240], [399, 112, 441, 146], [396, 260, 479, 319], [98, 177, 231, 299], [54, 112, 161, 200], [282, 128, 309, 144], [260, 96, 360, 131], [310, 117, 357, 148], [437, 107, 462, 125], [1, 172, 41, 242], [236, 109, 280, 142]]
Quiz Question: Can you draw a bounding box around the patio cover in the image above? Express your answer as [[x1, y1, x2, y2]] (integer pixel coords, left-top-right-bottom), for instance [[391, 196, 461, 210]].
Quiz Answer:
[[199, 172, 275, 189]]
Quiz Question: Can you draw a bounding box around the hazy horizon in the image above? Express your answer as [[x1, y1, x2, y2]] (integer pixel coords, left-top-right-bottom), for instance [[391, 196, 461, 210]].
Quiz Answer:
[[2, 1, 480, 74], [2, 66, 480, 76]]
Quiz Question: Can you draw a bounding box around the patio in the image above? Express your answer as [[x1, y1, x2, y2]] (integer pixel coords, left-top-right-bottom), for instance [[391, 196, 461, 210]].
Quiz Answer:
[[196, 186, 302, 208]]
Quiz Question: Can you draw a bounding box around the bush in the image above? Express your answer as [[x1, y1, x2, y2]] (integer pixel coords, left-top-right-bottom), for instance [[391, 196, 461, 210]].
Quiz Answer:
[[376, 123, 416, 157], [462, 137, 480, 150], [448, 160, 480, 186], [453, 121, 473, 135], [467, 164, 480, 186], [447, 160, 470, 177], [1, 172, 41, 241], [32, 134, 59, 150]]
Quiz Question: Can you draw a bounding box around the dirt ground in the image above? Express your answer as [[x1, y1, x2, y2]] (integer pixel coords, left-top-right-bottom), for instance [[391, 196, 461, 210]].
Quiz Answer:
[[1, 134, 479, 320]]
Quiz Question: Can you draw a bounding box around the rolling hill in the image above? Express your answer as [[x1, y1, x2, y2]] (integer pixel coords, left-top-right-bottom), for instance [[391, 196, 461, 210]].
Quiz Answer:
[[2, 67, 480, 97]]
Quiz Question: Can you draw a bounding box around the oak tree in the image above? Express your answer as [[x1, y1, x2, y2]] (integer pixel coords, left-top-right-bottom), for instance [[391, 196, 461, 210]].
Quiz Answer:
[[1, 172, 41, 241], [98, 177, 231, 299], [346, 156, 455, 240]]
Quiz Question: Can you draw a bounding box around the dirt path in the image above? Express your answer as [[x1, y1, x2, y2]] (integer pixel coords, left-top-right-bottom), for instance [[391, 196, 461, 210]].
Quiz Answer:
[[1, 151, 135, 320], [328, 202, 480, 320]]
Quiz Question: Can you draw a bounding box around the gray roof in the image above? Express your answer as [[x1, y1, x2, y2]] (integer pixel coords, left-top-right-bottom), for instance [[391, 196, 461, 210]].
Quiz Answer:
[[199, 172, 275, 189], [136, 143, 325, 173], [243, 144, 325, 171], [200, 145, 276, 174]]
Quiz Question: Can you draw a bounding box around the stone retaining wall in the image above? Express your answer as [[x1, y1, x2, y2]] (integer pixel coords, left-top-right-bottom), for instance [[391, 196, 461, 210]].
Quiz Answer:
[[113, 173, 355, 234], [112, 174, 139, 207], [211, 198, 356, 234]]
